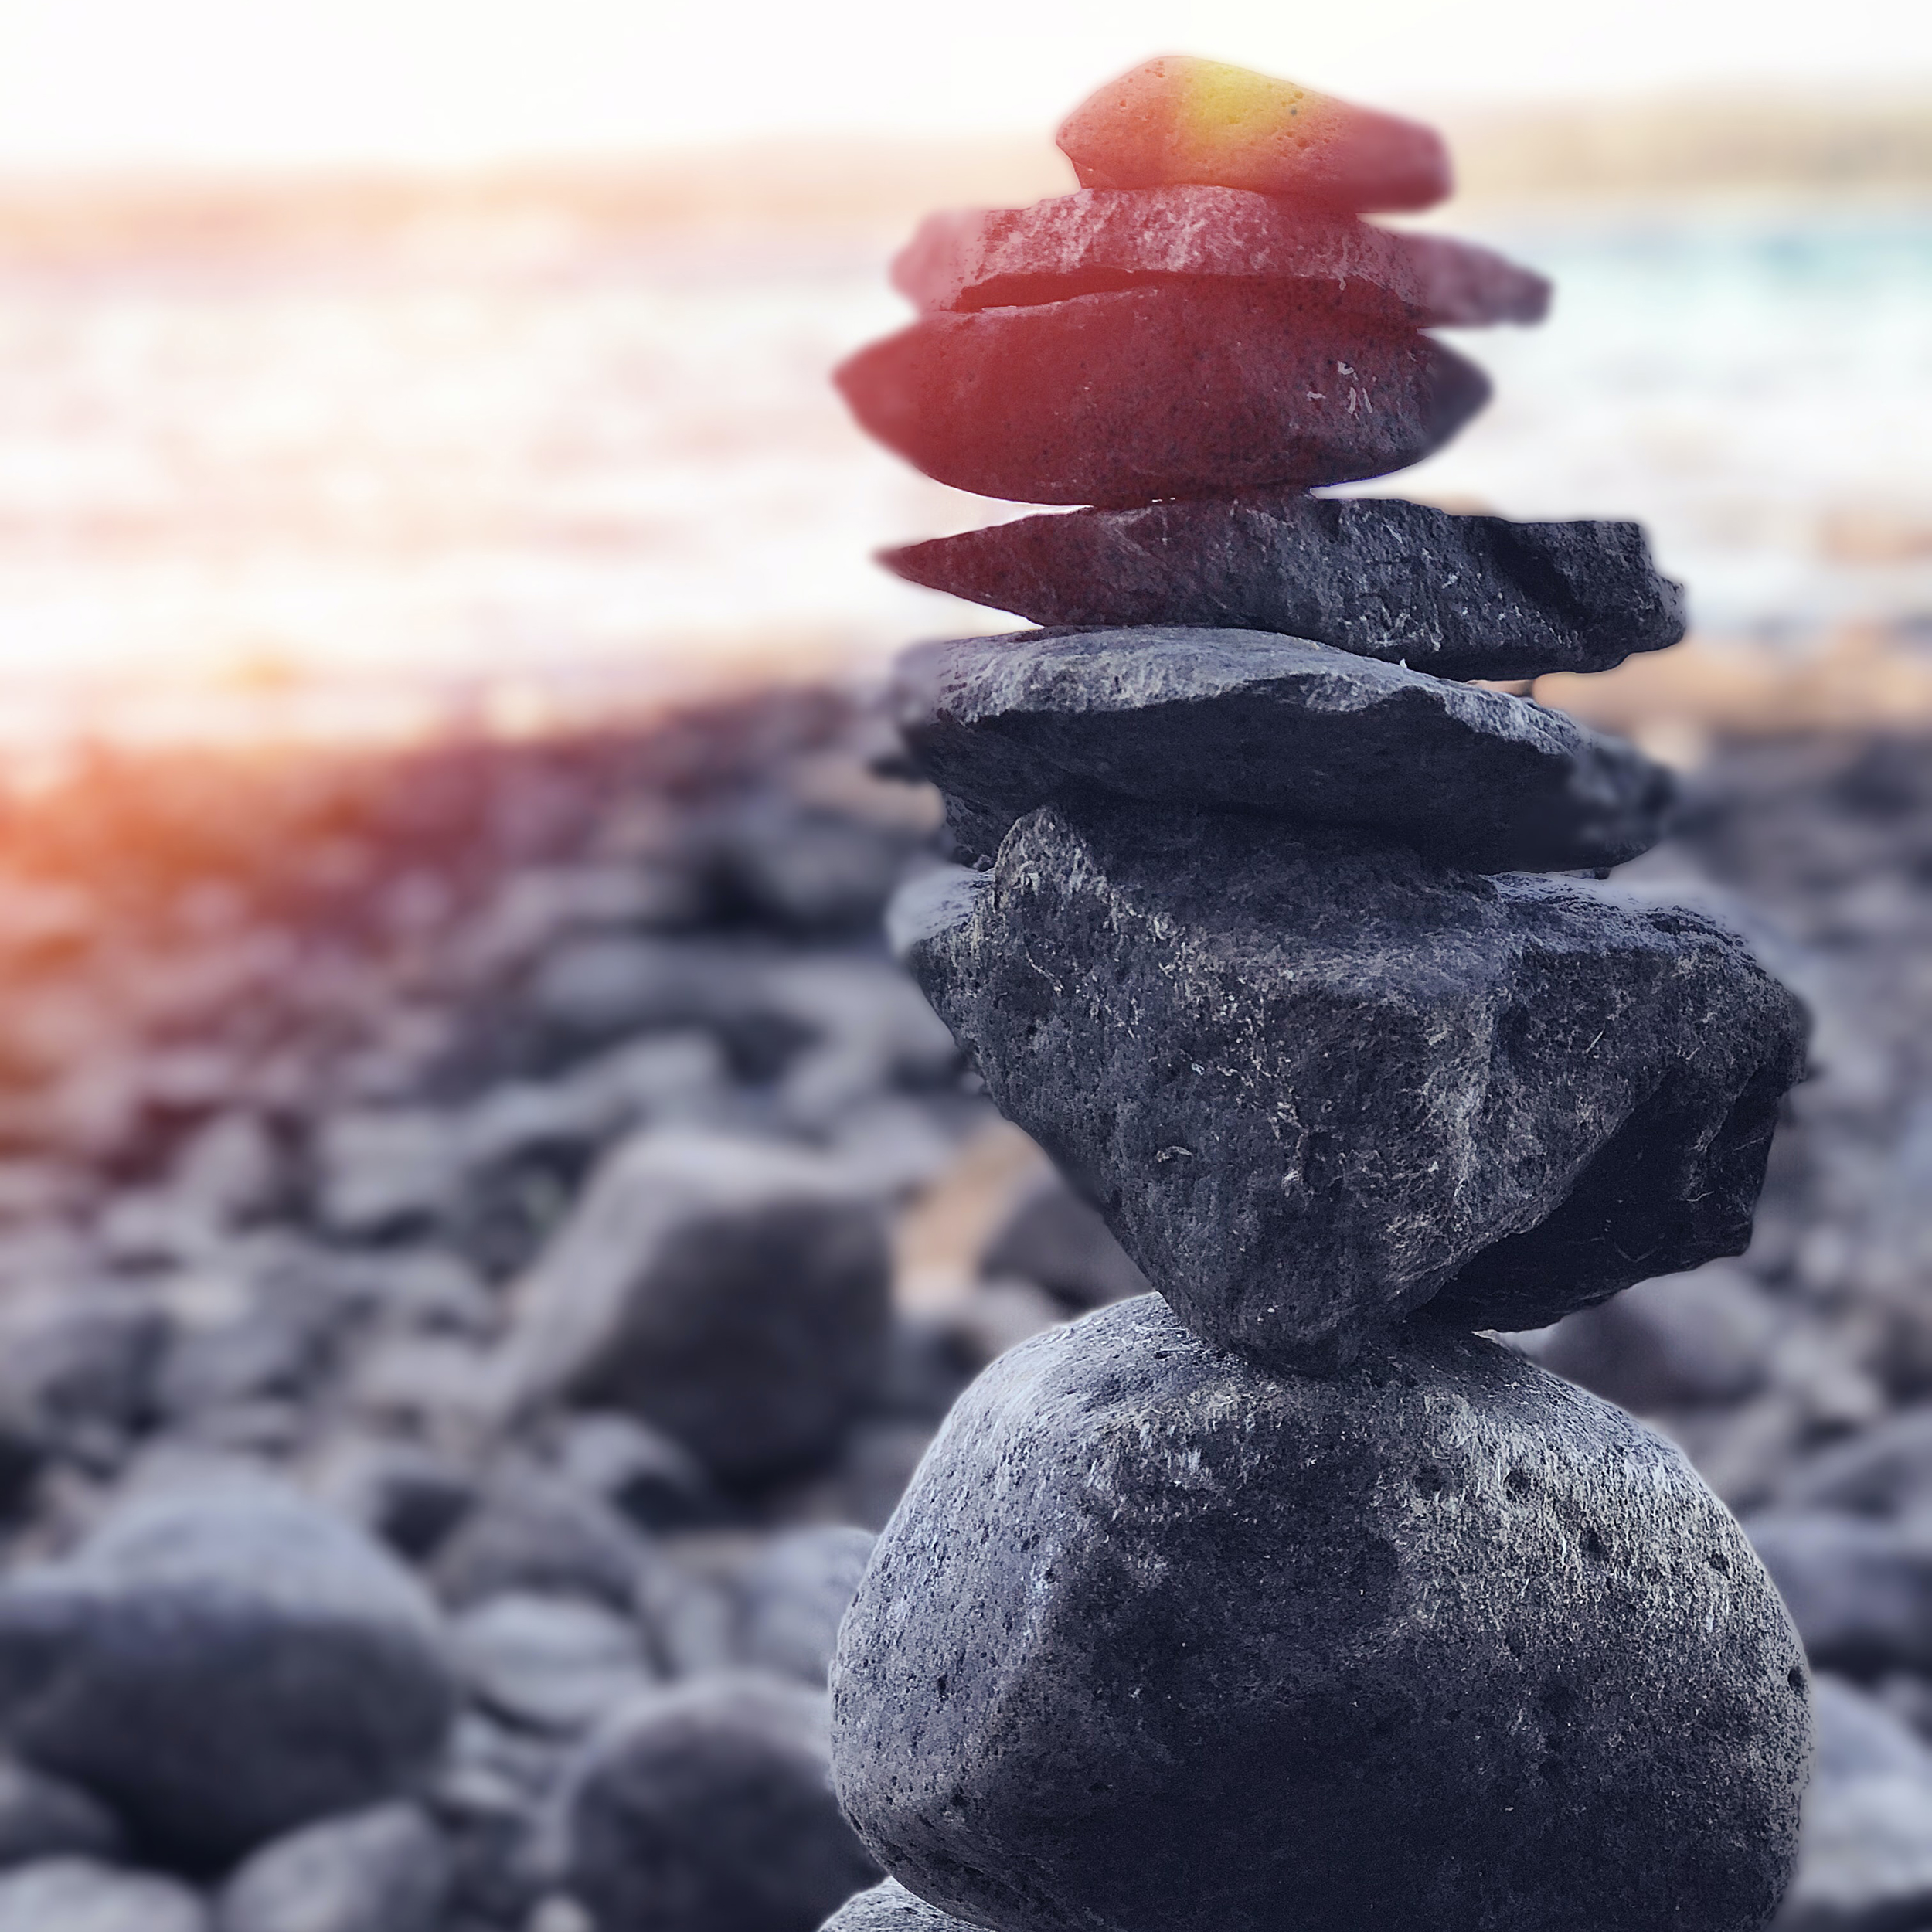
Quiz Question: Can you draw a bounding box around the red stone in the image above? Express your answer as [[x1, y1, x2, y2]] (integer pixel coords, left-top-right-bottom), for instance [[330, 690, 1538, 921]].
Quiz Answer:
[[1056, 56, 1451, 213], [834, 284, 1490, 507], [892, 187, 1549, 328]]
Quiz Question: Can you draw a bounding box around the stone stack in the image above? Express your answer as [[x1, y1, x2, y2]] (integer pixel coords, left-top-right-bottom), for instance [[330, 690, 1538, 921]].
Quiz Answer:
[[827, 56, 1817, 1932]]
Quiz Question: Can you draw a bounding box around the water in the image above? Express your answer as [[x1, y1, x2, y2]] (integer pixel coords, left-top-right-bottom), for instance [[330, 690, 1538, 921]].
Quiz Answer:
[[0, 195, 1924, 742]]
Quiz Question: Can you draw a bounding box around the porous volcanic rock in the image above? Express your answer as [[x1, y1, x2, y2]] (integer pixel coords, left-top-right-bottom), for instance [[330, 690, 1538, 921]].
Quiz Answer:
[[886, 492, 1685, 682], [895, 801, 1807, 1362], [821, 1879, 975, 1932], [0, 1484, 455, 1868], [835, 287, 1488, 506], [831, 1298, 1812, 1932], [1056, 56, 1451, 212], [892, 627, 1674, 872], [893, 189, 1549, 325]]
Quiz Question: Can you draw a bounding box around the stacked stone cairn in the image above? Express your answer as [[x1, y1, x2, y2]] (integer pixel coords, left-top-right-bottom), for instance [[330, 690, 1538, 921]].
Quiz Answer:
[[825, 56, 1818, 1932]]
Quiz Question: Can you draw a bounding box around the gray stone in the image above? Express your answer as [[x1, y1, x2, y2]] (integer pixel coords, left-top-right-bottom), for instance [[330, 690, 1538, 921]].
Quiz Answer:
[[893, 189, 1549, 325], [835, 287, 1489, 505], [498, 1131, 892, 1482], [563, 1672, 878, 1932], [884, 492, 1685, 681], [0, 1859, 206, 1932], [898, 803, 1805, 1362], [1779, 1677, 1932, 1932], [0, 1757, 122, 1869], [1746, 1512, 1932, 1675], [818, 1879, 971, 1932], [892, 627, 1673, 872], [429, 1465, 649, 1614], [451, 1593, 655, 1736], [980, 1170, 1152, 1310], [544, 1412, 719, 1530], [0, 1483, 455, 1866], [0, 1287, 167, 1468], [216, 1804, 450, 1932], [738, 1527, 876, 1685], [832, 1298, 1811, 1932], [1772, 1407, 1932, 1517], [1529, 1262, 1783, 1413]]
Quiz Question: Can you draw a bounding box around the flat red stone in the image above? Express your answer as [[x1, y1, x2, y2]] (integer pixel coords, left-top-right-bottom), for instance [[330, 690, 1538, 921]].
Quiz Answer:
[[1056, 56, 1451, 213], [835, 284, 1490, 506], [893, 187, 1549, 327]]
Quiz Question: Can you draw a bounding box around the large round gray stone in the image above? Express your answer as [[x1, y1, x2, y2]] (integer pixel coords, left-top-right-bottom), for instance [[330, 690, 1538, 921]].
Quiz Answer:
[[0, 1484, 454, 1868], [832, 1297, 1811, 1932]]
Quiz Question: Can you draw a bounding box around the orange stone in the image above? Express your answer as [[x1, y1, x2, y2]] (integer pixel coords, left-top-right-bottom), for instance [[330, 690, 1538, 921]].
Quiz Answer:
[[1056, 56, 1451, 213]]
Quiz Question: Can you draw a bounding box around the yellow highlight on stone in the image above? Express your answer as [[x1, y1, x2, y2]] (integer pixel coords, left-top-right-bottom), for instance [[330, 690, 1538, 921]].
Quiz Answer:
[[1056, 56, 1451, 213]]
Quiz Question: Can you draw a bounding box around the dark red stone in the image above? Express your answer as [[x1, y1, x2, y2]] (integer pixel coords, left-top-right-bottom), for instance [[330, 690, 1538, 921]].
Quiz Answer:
[[893, 188, 1549, 327], [835, 285, 1490, 507]]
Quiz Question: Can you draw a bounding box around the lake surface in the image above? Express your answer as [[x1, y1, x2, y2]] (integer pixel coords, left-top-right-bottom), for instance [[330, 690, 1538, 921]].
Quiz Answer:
[[0, 195, 1923, 741]]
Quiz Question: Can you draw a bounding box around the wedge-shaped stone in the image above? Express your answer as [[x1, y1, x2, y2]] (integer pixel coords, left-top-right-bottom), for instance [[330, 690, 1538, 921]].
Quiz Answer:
[[895, 801, 1807, 1362], [832, 1299, 1811, 1932], [835, 287, 1488, 506], [892, 627, 1673, 872], [894, 189, 1549, 325], [886, 493, 1685, 682], [1056, 56, 1451, 212]]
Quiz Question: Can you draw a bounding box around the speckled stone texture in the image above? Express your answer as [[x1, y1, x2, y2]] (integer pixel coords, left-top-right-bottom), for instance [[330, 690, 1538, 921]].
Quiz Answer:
[[885, 492, 1685, 682], [832, 1298, 1811, 1932], [896, 800, 1808, 1364], [891, 627, 1674, 873], [821, 1879, 975, 1932], [892, 189, 1549, 325], [834, 287, 1489, 506]]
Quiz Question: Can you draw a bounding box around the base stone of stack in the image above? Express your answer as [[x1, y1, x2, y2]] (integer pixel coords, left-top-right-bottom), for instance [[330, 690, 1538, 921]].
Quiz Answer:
[[821, 1879, 974, 1932], [832, 1296, 1811, 1932], [896, 799, 1807, 1365], [885, 492, 1685, 682], [892, 626, 1675, 873], [835, 284, 1489, 506]]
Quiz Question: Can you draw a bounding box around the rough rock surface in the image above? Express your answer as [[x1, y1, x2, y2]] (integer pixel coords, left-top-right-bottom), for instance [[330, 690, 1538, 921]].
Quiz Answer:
[[892, 626, 1674, 872], [831, 1298, 1811, 1932], [835, 287, 1489, 506], [498, 1130, 893, 1481], [564, 1672, 878, 1932], [885, 492, 1685, 682], [896, 802, 1807, 1361], [821, 1878, 975, 1932], [0, 1857, 206, 1932], [0, 1485, 455, 1867], [893, 189, 1549, 325], [1056, 56, 1451, 212], [214, 1803, 450, 1932]]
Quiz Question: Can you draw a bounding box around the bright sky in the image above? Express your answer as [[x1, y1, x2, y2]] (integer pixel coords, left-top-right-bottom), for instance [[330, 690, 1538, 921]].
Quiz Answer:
[[0, 0, 1927, 169]]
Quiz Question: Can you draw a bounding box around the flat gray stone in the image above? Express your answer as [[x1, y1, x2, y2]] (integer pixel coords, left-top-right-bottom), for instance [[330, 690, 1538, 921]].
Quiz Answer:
[[892, 627, 1673, 872], [831, 1298, 1811, 1932], [836, 287, 1488, 505], [893, 189, 1549, 325], [885, 492, 1685, 682], [896, 801, 1806, 1363], [451, 1593, 656, 1736]]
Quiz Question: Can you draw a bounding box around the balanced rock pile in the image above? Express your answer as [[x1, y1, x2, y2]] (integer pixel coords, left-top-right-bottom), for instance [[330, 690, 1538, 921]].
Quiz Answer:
[[831, 57, 1818, 1932]]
